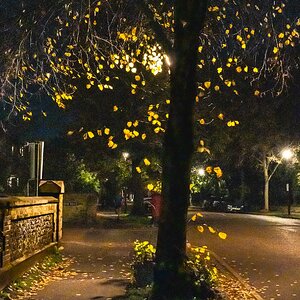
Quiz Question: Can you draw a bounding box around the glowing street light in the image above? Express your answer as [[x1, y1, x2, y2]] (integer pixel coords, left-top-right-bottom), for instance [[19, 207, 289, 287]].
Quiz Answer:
[[281, 148, 293, 161], [198, 168, 205, 176], [122, 152, 130, 161]]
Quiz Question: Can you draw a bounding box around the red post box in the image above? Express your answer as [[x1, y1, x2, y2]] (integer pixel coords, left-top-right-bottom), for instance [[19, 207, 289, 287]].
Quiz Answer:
[[150, 193, 162, 222]]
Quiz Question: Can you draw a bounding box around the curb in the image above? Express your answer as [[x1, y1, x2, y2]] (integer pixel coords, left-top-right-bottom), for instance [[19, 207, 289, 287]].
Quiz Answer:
[[210, 250, 264, 300]]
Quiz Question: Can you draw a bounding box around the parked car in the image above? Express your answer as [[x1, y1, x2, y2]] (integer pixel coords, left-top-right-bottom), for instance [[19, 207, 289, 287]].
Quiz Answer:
[[227, 204, 245, 212], [202, 199, 228, 212]]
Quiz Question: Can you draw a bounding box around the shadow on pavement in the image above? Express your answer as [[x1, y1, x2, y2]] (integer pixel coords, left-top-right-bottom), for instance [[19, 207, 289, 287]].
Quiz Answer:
[[89, 279, 129, 299]]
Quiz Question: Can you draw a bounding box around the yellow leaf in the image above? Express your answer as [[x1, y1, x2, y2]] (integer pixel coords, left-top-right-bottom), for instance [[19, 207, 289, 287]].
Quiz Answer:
[[273, 47, 279, 54], [166, 99, 171, 104], [278, 32, 284, 39], [191, 214, 197, 221], [253, 67, 259, 73], [236, 35, 243, 42], [135, 75, 141, 81], [217, 67, 223, 74], [133, 120, 139, 127], [218, 113, 224, 120], [199, 119, 205, 125], [144, 158, 151, 166], [199, 140, 205, 146], [224, 80, 232, 87], [147, 184, 154, 191], [197, 226, 204, 233], [127, 121, 132, 127], [86, 83, 91, 89], [104, 128, 110, 135], [206, 166, 212, 174], [136, 167, 142, 173], [87, 131, 94, 138], [98, 84, 103, 91], [214, 85, 220, 92], [67, 131, 74, 136], [214, 166, 223, 178], [113, 105, 118, 112], [204, 81, 211, 89], [208, 226, 216, 234], [197, 212, 203, 217], [254, 90, 260, 96], [244, 66, 248, 72], [236, 66, 242, 73], [108, 140, 114, 148], [132, 27, 137, 36], [218, 232, 227, 239], [119, 33, 127, 40], [141, 133, 147, 140]]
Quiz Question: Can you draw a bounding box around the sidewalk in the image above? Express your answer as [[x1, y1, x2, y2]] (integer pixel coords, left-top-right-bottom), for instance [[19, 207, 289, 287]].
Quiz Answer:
[[31, 217, 157, 300]]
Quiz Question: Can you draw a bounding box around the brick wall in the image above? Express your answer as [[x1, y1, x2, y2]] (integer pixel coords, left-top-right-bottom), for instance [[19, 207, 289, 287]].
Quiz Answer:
[[0, 196, 62, 269]]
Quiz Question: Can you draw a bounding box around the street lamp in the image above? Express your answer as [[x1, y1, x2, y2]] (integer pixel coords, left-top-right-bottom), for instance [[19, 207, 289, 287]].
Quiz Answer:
[[122, 152, 130, 161], [281, 148, 294, 215], [197, 168, 205, 176], [281, 148, 293, 160]]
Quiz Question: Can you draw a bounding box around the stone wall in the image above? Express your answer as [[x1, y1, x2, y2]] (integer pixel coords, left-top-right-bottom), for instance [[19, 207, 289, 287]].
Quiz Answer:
[[63, 193, 98, 223], [0, 196, 61, 270], [10, 214, 54, 262]]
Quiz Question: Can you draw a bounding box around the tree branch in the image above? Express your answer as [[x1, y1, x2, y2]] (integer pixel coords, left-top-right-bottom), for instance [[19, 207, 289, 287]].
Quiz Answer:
[[139, 1, 173, 55]]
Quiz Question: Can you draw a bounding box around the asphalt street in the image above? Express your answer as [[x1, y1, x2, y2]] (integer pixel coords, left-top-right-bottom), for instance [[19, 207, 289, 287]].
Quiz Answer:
[[187, 212, 300, 300]]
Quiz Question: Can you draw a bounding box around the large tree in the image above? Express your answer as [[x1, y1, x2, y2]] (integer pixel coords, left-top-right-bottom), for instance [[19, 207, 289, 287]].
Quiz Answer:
[[1, 0, 299, 298]]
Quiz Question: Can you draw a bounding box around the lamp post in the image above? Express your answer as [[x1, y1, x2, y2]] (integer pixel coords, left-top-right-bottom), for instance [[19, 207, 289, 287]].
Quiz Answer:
[[281, 148, 293, 215]]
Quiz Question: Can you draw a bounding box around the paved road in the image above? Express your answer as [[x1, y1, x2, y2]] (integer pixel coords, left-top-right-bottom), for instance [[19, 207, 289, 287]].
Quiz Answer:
[[187, 212, 300, 300]]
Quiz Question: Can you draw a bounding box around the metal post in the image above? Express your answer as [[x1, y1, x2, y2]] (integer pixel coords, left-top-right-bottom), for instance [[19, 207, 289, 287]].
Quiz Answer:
[[286, 183, 291, 215], [27, 141, 45, 196]]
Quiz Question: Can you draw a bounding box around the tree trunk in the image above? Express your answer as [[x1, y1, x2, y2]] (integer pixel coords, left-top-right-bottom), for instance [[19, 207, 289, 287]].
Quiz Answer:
[[151, 1, 208, 299], [264, 179, 270, 211], [263, 156, 270, 211]]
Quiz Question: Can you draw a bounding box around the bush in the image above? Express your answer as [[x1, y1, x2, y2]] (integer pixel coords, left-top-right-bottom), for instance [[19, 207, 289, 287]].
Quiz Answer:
[[131, 240, 218, 299]]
